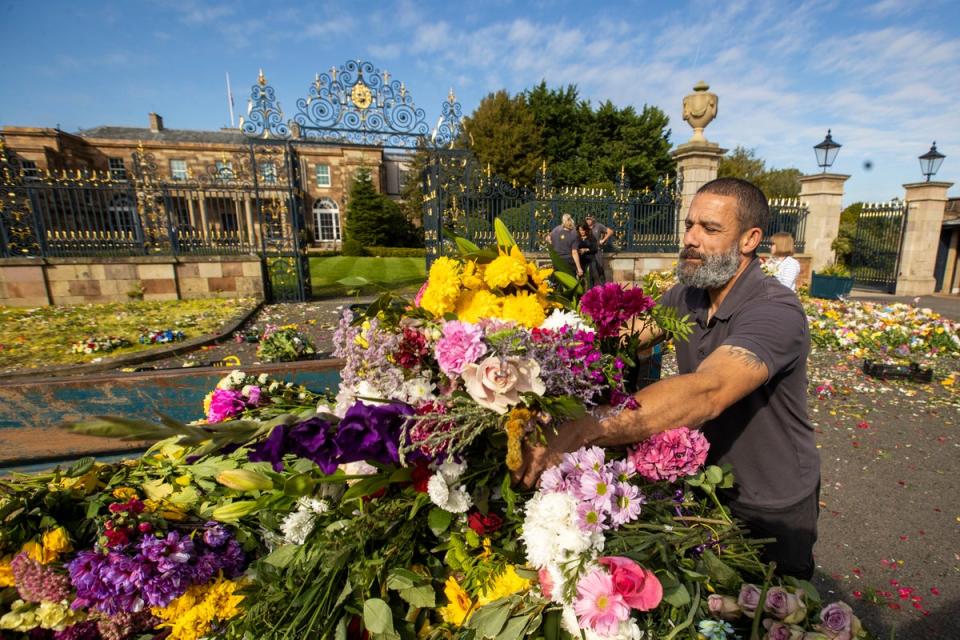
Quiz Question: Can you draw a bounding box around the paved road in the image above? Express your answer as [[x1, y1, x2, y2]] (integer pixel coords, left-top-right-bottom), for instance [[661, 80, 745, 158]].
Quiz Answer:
[[848, 291, 960, 320]]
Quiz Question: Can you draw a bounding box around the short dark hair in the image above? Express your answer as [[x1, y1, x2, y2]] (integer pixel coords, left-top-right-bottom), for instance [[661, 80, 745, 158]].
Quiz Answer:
[[696, 178, 770, 234]]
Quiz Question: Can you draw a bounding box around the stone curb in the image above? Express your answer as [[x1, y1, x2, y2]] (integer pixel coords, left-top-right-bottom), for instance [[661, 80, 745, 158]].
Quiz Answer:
[[0, 300, 263, 383]]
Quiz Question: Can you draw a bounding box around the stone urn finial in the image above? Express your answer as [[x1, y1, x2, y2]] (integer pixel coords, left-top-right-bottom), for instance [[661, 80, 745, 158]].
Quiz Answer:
[[682, 81, 718, 143]]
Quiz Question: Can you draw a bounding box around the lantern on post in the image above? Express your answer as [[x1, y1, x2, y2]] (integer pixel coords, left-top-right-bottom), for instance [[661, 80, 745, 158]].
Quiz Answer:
[[918, 142, 945, 182], [814, 129, 841, 173]]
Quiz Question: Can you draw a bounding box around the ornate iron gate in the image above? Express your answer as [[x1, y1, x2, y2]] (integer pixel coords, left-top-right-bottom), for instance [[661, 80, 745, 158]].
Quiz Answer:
[[423, 152, 681, 263], [849, 201, 907, 293]]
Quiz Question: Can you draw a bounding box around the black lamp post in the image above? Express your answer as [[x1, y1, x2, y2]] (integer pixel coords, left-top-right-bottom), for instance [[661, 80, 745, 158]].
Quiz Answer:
[[814, 129, 841, 173], [918, 142, 945, 182]]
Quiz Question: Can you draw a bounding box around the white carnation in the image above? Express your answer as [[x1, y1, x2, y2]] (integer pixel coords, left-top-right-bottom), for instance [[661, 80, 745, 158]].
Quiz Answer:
[[427, 462, 472, 513], [402, 376, 436, 404], [539, 309, 590, 333], [521, 492, 594, 569]]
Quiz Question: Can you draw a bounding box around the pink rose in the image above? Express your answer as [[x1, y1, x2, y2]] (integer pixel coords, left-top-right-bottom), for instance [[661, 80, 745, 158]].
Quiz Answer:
[[737, 583, 762, 619], [461, 356, 545, 414], [765, 586, 807, 623], [538, 568, 555, 600], [763, 619, 806, 640], [598, 556, 663, 611], [816, 601, 861, 640], [707, 594, 742, 620]]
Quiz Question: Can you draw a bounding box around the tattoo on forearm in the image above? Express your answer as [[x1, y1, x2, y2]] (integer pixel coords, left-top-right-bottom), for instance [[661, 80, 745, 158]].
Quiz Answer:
[[725, 346, 765, 370]]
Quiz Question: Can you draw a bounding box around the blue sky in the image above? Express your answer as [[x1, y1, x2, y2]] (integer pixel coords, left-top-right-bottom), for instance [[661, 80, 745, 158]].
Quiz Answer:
[[1, 0, 958, 204]]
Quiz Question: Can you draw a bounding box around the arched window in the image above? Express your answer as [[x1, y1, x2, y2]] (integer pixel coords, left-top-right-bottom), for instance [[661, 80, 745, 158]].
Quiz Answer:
[[313, 198, 341, 241]]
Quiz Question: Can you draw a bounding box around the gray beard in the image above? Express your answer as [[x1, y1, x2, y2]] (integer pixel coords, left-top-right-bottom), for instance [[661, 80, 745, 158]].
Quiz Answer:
[[675, 244, 742, 289]]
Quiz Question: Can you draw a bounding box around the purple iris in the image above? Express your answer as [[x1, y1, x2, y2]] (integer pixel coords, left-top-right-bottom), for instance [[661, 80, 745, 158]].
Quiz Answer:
[[334, 402, 414, 466]]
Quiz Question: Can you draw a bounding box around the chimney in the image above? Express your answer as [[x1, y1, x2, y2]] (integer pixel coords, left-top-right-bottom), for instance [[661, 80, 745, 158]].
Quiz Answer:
[[148, 113, 164, 132]]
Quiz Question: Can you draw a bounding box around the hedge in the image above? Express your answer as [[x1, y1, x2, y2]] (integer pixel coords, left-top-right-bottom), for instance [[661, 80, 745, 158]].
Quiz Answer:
[[363, 246, 426, 257]]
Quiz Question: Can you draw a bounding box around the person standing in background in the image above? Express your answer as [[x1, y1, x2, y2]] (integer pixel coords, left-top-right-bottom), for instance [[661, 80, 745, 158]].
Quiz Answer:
[[576, 222, 600, 288], [584, 215, 612, 283], [770, 232, 800, 291], [548, 213, 583, 278]]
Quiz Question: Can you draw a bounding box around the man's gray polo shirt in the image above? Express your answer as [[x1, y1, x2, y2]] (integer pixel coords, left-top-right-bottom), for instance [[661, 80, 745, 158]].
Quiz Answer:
[[550, 226, 579, 257], [660, 258, 819, 509]]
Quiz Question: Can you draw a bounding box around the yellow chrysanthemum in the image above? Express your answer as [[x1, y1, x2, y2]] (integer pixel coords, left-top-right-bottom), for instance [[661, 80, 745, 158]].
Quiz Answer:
[[484, 246, 529, 289], [526, 261, 554, 293], [41, 527, 72, 556], [500, 291, 546, 329], [455, 290, 502, 323], [461, 260, 485, 290], [420, 257, 463, 317], [0, 557, 14, 588], [153, 578, 244, 640], [440, 576, 474, 626], [476, 565, 532, 607]]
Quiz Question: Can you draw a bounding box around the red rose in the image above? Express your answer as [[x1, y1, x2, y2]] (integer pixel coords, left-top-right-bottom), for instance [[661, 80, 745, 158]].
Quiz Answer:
[[467, 511, 504, 536]]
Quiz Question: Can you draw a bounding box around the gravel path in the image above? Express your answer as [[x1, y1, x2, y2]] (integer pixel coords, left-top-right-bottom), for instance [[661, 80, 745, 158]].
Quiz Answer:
[[119, 299, 960, 638]]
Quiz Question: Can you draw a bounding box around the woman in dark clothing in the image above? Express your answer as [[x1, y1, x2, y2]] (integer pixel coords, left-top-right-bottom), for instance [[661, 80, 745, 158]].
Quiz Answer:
[[576, 223, 601, 288]]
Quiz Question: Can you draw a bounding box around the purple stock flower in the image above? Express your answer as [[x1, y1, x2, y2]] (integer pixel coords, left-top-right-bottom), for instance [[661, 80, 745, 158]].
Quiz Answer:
[[140, 531, 194, 573], [142, 568, 189, 608], [202, 521, 229, 548]]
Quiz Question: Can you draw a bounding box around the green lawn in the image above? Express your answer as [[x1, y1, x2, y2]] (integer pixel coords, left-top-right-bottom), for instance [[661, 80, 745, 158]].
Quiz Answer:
[[309, 256, 426, 297], [0, 298, 257, 371]]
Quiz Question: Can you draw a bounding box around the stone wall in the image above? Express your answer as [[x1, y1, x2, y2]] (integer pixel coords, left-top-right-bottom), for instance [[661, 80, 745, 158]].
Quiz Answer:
[[0, 256, 263, 307]]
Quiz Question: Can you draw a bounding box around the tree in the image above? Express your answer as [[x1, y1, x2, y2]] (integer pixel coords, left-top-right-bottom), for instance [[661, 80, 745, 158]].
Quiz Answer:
[[462, 83, 675, 190], [718, 147, 801, 198], [343, 168, 421, 248], [832, 202, 863, 266], [459, 90, 543, 186]]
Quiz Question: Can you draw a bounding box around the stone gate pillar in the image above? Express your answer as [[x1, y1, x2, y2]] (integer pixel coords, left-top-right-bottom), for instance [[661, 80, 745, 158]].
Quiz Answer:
[[672, 142, 726, 227], [798, 173, 850, 271], [896, 181, 953, 295]]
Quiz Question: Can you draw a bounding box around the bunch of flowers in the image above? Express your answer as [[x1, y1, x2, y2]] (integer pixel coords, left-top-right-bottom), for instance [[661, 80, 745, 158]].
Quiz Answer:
[[70, 336, 131, 355], [805, 298, 960, 364], [202, 370, 332, 423], [255, 324, 317, 363], [138, 329, 186, 344], [701, 583, 867, 640]]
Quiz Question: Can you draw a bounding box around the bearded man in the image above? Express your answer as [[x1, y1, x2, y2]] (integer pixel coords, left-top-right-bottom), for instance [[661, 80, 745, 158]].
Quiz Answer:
[[517, 178, 820, 579]]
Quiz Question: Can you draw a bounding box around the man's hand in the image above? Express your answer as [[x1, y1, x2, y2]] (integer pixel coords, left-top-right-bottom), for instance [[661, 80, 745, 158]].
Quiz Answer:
[[511, 412, 604, 488]]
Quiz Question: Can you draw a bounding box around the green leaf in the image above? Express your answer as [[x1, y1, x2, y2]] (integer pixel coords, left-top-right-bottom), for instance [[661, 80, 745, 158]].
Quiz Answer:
[[494, 218, 516, 250], [65, 457, 95, 477], [455, 236, 483, 255], [705, 465, 724, 485], [466, 599, 511, 638], [496, 615, 532, 640], [363, 598, 395, 635], [386, 568, 421, 591], [699, 549, 739, 590], [554, 271, 578, 290], [428, 508, 453, 536], [659, 573, 690, 607], [341, 474, 393, 502], [500, 473, 517, 518], [398, 585, 435, 608], [263, 544, 298, 568]]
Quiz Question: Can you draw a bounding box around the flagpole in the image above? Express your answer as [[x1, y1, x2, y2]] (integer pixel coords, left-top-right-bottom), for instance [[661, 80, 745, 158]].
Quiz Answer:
[[226, 72, 235, 128]]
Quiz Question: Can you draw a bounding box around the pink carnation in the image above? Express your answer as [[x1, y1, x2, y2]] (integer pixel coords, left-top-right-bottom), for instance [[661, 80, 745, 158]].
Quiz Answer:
[[579, 283, 655, 338], [207, 388, 247, 424], [434, 320, 487, 376], [574, 567, 631, 635], [629, 427, 709, 482]]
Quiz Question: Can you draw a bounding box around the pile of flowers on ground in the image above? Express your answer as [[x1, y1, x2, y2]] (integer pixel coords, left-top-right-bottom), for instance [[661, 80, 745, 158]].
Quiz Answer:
[[137, 329, 186, 344], [70, 336, 131, 355], [255, 324, 317, 362], [805, 298, 960, 365], [1, 221, 873, 639]]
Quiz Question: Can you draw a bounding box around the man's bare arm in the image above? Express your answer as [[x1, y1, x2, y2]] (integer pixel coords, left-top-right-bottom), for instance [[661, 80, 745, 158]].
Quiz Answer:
[[515, 345, 769, 486]]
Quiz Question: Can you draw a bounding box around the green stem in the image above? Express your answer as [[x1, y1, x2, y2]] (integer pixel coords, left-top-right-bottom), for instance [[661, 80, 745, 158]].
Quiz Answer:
[[750, 563, 777, 640], [662, 583, 701, 640]]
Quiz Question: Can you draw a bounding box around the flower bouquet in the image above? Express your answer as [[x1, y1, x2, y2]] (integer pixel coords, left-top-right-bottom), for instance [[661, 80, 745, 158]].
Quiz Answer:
[[1, 220, 873, 640], [138, 329, 186, 345], [255, 324, 317, 363], [70, 336, 131, 355]]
